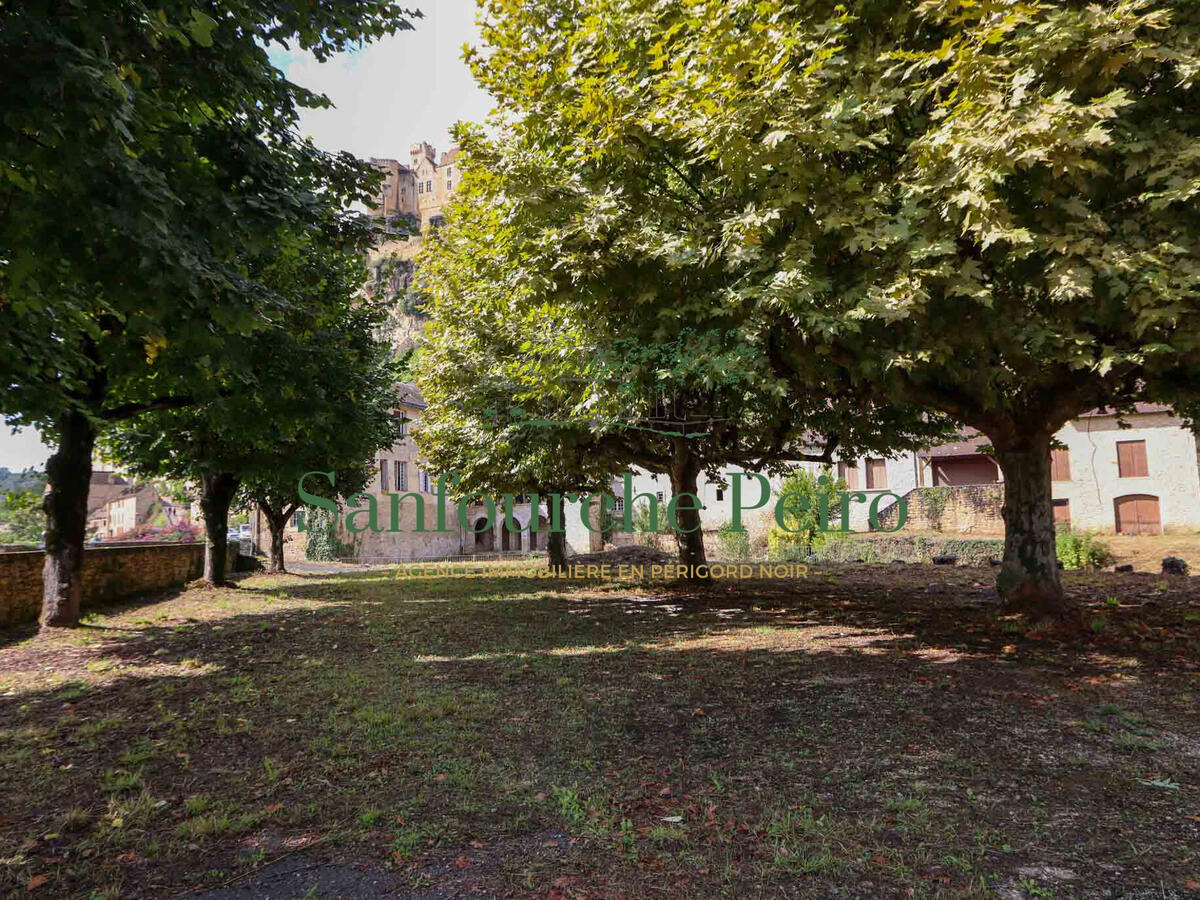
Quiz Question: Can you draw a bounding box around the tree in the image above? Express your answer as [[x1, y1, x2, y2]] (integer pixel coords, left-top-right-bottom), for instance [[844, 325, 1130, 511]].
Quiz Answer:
[[471, 0, 1200, 613], [0, 480, 47, 545], [417, 132, 950, 575], [0, 1, 417, 624], [106, 219, 401, 583], [416, 170, 625, 569]]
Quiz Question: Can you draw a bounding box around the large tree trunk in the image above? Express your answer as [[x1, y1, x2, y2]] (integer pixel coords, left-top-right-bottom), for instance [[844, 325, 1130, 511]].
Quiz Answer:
[[545, 493, 567, 571], [40, 408, 96, 628], [993, 434, 1074, 617], [669, 441, 707, 578], [200, 472, 239, 586]]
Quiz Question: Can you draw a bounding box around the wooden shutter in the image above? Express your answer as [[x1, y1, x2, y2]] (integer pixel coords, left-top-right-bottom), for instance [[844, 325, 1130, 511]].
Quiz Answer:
[[380, 459, 389, 492], [865, 458, 888, 490], [1050, 449, 1071, 482], [1052, 498, 1070, 526], [1114, 494, 1161, 535], [837, 461, 859, 490], [1116, 440, 1148, 478]]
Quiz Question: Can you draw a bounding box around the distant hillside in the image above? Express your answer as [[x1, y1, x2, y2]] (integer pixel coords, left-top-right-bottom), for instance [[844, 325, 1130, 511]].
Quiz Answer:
[[0, 467, 45, 494]]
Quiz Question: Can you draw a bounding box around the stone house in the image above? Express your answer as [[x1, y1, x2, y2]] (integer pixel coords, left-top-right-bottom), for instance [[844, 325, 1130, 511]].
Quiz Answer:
[[369, 143, 460, 232], [262, 383, 549, 563], [93, 483, 164, 540], [556, 405, 1200, 549], [901, 405, 1200, 535], [84, 471, 131, 538]]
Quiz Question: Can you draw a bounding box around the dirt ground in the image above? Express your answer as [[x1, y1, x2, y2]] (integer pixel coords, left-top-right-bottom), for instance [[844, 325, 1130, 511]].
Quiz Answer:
[[1, 563, 1197, 898]]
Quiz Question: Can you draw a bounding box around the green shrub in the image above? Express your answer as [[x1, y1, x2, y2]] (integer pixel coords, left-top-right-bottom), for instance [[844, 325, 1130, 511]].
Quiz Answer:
[[304, 507, 351, 562], [806, 534, 1003, 566], [631, 498, 673, 550], [1056, 529, 1114, 571], [920, 486, 952, 529], [767, 467, 845, 560], [715, 522, 751, 560]]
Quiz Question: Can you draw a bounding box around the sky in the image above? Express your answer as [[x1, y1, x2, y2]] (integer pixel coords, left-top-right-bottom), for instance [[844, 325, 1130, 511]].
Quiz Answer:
[[0, 1, 492, 472]]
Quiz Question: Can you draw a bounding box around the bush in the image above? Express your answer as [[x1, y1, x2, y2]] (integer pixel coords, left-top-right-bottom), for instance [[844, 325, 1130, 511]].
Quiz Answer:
[[631, 499, 673, 551], [304, 507, 350, 562], [767, 467, 845, 560], [807, 534, 1004, 565], [715, 522, 751, 561], [1056, 529, 1114, 571]]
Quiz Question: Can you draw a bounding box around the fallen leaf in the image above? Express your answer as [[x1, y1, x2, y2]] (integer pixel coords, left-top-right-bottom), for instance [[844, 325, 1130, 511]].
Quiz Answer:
[[27, 875, 50, 890]]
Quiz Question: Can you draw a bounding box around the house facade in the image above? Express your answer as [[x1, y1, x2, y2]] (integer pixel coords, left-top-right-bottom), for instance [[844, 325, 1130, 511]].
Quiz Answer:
[[368, 143, 460, 232]]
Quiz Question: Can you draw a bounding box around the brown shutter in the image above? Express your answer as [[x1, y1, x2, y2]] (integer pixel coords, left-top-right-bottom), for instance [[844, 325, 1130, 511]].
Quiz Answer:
[[1052, 498, 1070, 525], [838, 461, 859, 490], [865, 458, 888, 490], [1050, 449, 1071, 482], [1136, 496, 1161, 534], [1114, 494, 1161, 535], [1117, 440, 1148, 478]]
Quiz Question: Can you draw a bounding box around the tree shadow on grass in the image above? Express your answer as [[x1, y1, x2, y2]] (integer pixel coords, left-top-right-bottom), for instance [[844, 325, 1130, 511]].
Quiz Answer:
[[0, 564, 1196, 897]]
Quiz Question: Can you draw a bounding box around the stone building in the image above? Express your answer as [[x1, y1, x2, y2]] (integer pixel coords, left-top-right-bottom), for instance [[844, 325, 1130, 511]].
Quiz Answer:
[[368, 142, 460, 232], [260, 383, 551, 563], [554, 404, 1200, 549], [89, 483, 167, 540], [904, 405, 1200, 535]]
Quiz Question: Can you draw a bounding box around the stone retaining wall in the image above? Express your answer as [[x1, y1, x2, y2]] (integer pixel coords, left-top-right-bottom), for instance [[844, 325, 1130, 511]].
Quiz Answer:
[[0, 543, 237, 627], [877, 484, 1005, 535]]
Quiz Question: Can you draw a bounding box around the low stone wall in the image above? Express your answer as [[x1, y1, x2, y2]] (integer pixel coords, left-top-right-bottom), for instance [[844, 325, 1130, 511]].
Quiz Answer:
[[877, 484, 1005, 535], [0, 543, 238, 627]]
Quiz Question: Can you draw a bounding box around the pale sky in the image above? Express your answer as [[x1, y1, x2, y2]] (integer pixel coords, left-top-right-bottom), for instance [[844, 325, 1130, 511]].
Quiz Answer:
[[0, 1, 491, 471]]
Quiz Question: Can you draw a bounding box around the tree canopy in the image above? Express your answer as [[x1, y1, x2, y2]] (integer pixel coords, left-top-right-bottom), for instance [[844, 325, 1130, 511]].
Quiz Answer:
[[417, 126, 951, 572], [1, 0, 418, 623], [466, 0, 1200, 610]]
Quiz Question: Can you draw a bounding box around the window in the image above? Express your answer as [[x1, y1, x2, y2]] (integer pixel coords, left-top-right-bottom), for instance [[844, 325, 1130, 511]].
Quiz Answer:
[[1052, 499, 1070, 526], [397, 416, 408, 437], [837, 461, 859, 490], [426, 179, 432, 192], [865, 458, 887, 490], [420, 471, 433, 493], [379, 459, 389, 492], [1051, 448, 1071, 482], [445, 166, 452, 178], [613, 497, 625, 512], [1116, 440, 1148, 478], [655, 491, 665, 503], [395, 460, 407, 492], [417, 182, 423, 194], [716, 488, 724, 502]]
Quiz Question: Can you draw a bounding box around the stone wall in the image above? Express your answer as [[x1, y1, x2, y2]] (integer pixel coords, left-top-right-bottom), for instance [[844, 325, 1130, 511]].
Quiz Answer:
[[0, 543, 238, 627], [877, 484, 1005, 535]]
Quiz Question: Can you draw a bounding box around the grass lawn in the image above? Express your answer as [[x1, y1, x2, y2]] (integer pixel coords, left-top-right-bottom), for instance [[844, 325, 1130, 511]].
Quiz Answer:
[[1, 563, 1197, 898]]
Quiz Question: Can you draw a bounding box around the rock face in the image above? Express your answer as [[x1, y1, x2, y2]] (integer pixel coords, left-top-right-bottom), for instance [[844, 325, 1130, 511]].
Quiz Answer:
[[1161, 556, 1190, 576]]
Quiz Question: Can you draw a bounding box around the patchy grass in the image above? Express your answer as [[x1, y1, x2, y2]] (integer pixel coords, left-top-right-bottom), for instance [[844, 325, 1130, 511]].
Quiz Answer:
[[0, 563, 1197, 897]]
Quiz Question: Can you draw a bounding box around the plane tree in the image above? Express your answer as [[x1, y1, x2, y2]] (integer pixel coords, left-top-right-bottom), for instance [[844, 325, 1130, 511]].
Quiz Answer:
[[0, 0, 417, 623], [473, 0, 1200, 612], [416, 132, 950, 573]]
